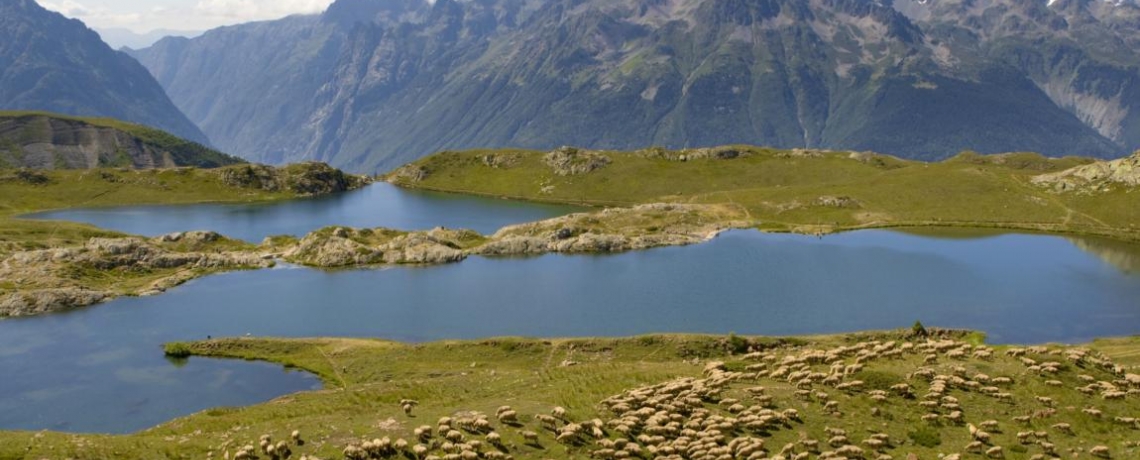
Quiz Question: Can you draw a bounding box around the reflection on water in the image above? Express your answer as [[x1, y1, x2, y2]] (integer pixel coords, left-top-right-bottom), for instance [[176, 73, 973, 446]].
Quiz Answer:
[[895, 227, 1140, 276], [1067, 236, 1140, 275], [2, 229, 1139, 434], [25, 183, 585, 241]]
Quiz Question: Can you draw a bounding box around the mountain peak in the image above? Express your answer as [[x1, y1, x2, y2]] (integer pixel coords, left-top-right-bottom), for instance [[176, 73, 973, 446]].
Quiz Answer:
[[322, 0, 429, 26]]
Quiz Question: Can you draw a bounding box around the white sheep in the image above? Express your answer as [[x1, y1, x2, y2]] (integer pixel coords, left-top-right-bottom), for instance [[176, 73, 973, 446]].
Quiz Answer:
[[552, 406, 567, 420]]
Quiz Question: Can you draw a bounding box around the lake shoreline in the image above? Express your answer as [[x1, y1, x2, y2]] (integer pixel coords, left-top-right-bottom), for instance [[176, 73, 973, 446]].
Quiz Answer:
[[6, 197, 1140, 318]]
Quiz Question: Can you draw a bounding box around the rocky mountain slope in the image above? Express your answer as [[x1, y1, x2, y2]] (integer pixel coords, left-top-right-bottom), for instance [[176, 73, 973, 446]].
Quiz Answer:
[[0, 0, 209, 145], [0, 112, 241, 169], [131, 0, 1140, 172]]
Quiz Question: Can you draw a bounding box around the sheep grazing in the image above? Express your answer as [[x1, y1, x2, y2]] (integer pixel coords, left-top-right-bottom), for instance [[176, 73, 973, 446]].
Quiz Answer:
[[274, 441, 291, 459], [534, 414, 558, 430], [343, 444, 366, 460], [966, 441, 985, 453], [551, 406, 568, 420], [496, 410, 519, 424], [1090, 445, 1111, 458], [400, 399, 420, 416], [985, 445, 1004, 459], [291, 430, 302, 445], [485, 432, 502, 445], [519, 430, 540, 446]]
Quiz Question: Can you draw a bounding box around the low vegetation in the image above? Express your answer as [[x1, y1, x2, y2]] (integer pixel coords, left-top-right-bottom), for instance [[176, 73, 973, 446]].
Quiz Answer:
[[387, 146, 1140, 242], [4, 331, 1140, 459]]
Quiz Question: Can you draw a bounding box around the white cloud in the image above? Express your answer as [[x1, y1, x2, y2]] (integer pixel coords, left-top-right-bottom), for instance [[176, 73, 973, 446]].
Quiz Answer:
[[39, 0, 143, 29], [37, 0, 337, 34], [39, 0, 90, 16], [193, 0, 334, 20]]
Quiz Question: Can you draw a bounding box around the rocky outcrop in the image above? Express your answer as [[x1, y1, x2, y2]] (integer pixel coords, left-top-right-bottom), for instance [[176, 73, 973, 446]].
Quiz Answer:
[[0, 233, 272, 317], [1031, 152, 1140, 193], [0, 114, 241, 170], [282, 227, 475, 268], [544, 147, 612, 176], [475, 204, 748, 256], [0, 288, 109, 317], [218, 163, 372, 196]]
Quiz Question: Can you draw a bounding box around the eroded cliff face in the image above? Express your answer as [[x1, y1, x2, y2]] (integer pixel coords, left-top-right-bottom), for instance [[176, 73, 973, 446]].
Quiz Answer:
[[1, 116, 173, 169], [0, 114, 242, 169]]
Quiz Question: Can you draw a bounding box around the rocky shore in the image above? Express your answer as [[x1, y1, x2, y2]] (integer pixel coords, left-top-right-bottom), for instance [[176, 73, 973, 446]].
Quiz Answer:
[[0, 231, 272, 317], [0, 204, 748, 317], [1032, 151, 1140, 193]]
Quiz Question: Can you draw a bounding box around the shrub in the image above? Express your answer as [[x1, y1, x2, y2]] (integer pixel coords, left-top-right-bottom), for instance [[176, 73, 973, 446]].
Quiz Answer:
[[912, 320, 928, 337], [164, 342, 193, 358], [727, 333, 749, 354], [908, 426, 941, 448]]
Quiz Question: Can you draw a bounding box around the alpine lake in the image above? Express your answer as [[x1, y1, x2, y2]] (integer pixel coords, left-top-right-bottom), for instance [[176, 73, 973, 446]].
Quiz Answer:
[[6, 183, 1140, 433]]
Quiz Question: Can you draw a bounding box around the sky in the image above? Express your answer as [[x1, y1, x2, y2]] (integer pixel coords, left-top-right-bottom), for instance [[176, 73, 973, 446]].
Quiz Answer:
[[37, 0, 337, 33]]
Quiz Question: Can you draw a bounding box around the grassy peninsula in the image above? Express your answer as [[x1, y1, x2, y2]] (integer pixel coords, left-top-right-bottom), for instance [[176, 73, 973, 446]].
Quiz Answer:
[[6, 331, 1140, 459], [0, 163, 371, 315], [387, 146, 1140, 242]]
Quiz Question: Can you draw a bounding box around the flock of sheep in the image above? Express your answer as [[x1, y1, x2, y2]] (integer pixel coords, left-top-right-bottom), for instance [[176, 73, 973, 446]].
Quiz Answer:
[[219, 337, 1140, 460]]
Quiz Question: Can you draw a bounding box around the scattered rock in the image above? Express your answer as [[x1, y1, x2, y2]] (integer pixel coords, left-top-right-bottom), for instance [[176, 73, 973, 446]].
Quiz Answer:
[[0, 288, 109, 317], [816, 196, 861, 208], [776, 148, 826, 159], [1031, 151, 1140, 193], [219, 162, 371, 195], [544, 146, 611, 176], [474, 203, 747, 257], [480, 153, 521, 169], [0, 236, 272, 317]]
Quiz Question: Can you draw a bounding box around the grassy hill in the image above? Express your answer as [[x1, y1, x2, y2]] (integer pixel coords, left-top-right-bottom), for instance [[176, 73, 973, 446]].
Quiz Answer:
[[0, 111, 244, 169], [387, 146, 1140, 242]]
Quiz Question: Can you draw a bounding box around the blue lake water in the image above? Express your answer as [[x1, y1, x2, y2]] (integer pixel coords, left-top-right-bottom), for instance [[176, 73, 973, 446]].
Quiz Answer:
[[26, 183, 585, 241], [4, 185, 1140, 434]]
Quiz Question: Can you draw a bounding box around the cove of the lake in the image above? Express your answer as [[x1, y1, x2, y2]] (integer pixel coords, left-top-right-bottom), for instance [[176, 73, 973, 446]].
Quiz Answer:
[[5, 184, 1139, 433]]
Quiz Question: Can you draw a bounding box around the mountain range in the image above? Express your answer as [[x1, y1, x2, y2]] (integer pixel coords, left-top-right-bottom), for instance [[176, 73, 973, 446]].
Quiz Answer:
[[94, 27, 204, 50], [0, 0, 210, 145], [124, 0, 1140, 172]]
